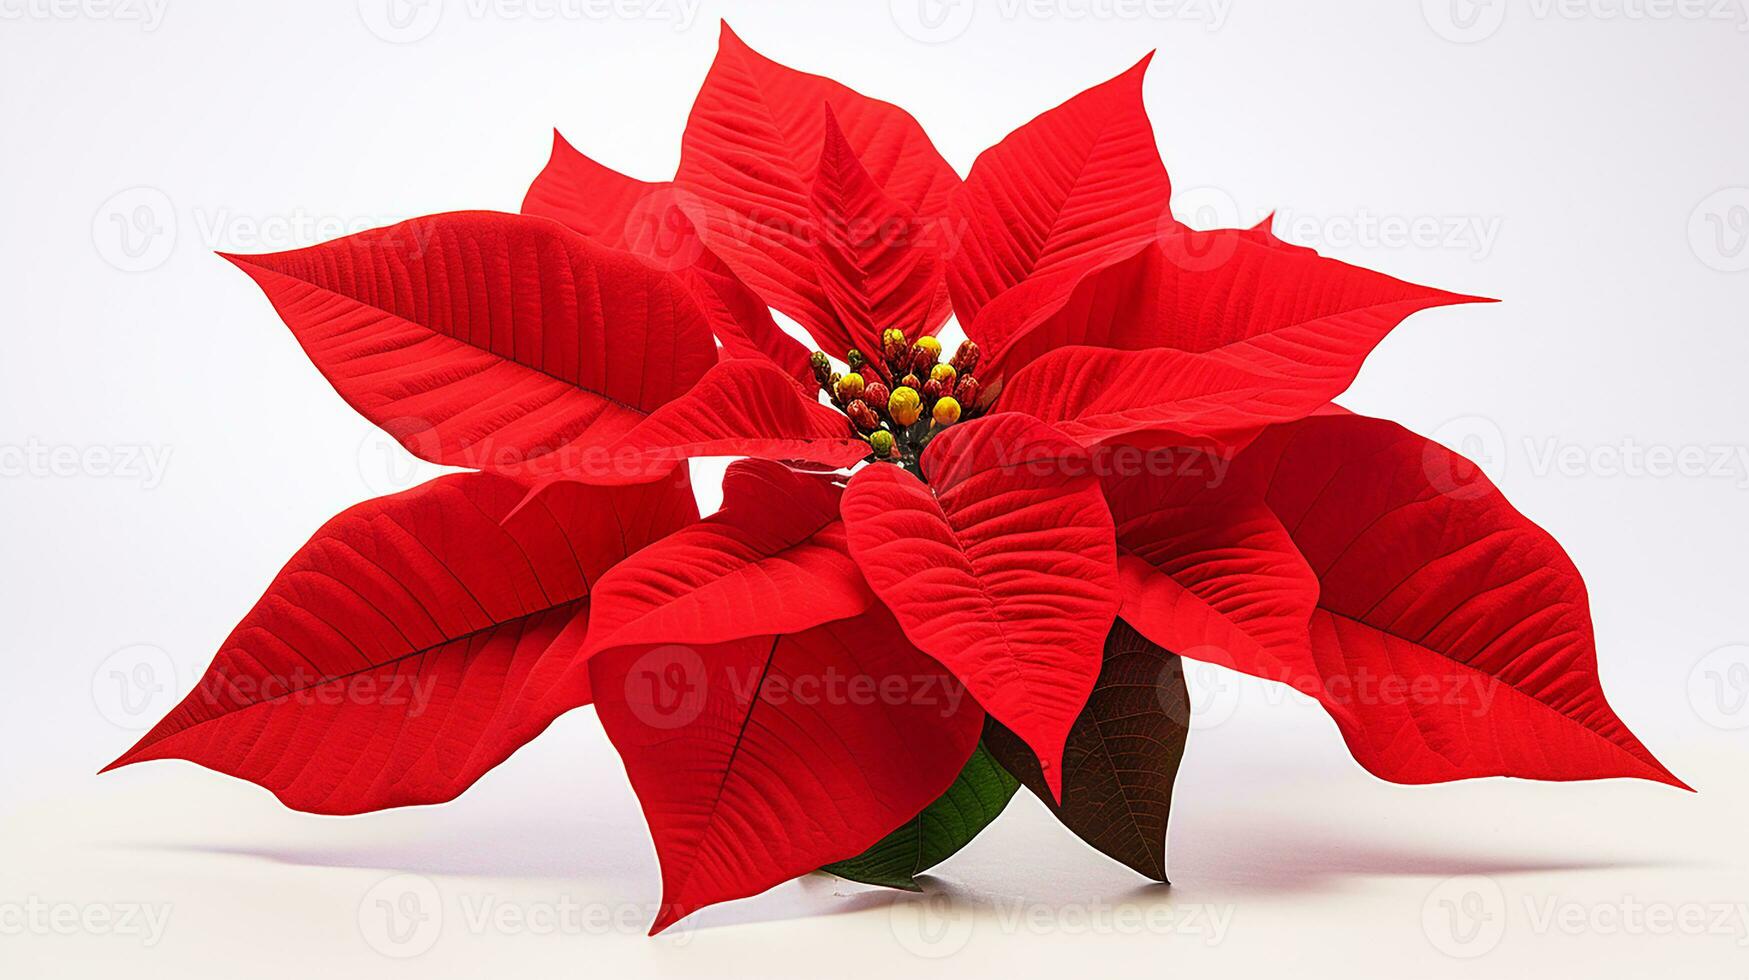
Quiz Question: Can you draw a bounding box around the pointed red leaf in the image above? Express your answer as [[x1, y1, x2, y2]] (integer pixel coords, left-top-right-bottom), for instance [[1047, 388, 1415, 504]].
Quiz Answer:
[[808, 107, 949, 354], [839, 415, 1120, 798], [584, 460, 871, 654], [522, 132, 815, 386], [984, 619, 1190, 881], [586, 357, 868, 482], [675, 24, 958, 350], [591, 607, 983, 933], [224, 211, 717, 479], [996, 345, 1325, 448], [104, 474, 697, 814], [985, 228, 1487, 381], [947, 55, 1173, 332], [1244, 414, 1685, 788], [1102, 451, 1319, 691]]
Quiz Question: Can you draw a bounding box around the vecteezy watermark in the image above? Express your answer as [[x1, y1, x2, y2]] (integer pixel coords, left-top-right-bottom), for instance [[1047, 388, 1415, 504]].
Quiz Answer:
[[359, 875, 444, 958], [1688, 644, 1749, 730], [357, 874, 691, 957], [1428, 417, 1749, 492], [0, 0, 169, 29], [92, 187, 432, 273], [889, 894, 1235, 957], [1170, 185, 1502, 261], [1689, 188, 1749, 273], [888, 0, 1230, 44], [1, 440, 174, 489], [1424, 0, 1749, 43], [357, 0, 703, 43], [1422, 876, 1509, 957], [617, 644, 974, 731], [1423, 876, 1749, 956], [0, 898, 173, 947], [93, 188, 177, 273], [92, 644, 180, 731]]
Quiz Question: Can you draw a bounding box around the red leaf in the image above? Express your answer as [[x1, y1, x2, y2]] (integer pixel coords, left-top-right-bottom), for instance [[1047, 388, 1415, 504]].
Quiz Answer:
[[984, 619, 1190, 881], [591, 607, 983, 933], [589, 358, 868, 482], [839, 415, 1120, 798], [1244, 414, 1686, 788], [985, 228, 1487, 381], [522, 132, 815, 387], [1103, 455, 1319, 690], [104, 474, 697, 814], [947, 55, 1173, 332], [808, 107, 950, 354], [224, 211, 717, 479], [996, 345, 1325, 448], [676, 24, 958, 349], [584, 460, 872, 654]]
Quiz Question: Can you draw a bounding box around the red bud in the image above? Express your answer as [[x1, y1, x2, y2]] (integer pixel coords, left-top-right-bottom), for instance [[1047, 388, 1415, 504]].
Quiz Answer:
[[955, 376, 981, 410], [846, 400, 880, 433]]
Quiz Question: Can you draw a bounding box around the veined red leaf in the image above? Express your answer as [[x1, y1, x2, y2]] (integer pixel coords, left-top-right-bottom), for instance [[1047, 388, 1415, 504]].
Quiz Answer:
[[1246, 414, 1686, 788], [589, 358, 868, 482], [676, 24, 958, 349], [985, 228, 1488, 381], [1103, 455, 1320, 695], [522, 131, 815, 387], [985, 619, 1189, 881], [591, 607, 983, 933], [840, 414, 1120, 798], [809, 107, 949, 354], [997, 345, 1327, 449], [584, 460, 871, 654], [948, 54, 1173, 332], [224, 211, 717, 478], [104, 474, 697, 814]]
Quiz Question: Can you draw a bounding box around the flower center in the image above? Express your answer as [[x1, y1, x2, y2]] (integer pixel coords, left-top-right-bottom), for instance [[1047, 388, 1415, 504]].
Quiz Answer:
[[811, 331, 983, 479]]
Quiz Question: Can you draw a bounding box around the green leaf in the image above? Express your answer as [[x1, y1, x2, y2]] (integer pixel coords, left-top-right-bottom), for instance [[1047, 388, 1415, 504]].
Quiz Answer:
[[823, 742, 1020, 890]]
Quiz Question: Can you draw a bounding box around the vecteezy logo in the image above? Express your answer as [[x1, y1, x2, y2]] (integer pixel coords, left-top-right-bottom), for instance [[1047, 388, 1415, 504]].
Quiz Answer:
[[359, 0, 444, 43], [1689, 644, 1749, 730], [888, 892, 975, 958], [1688, 188, 1749, 273], [1421, 875, 1506, 958], [358, 874, 443, 958], [1426, 415, 1506, 500], [93, 187, 176, 273], [622, 187, 711, 273], [1423, 0, 1507, 43], [92, 644, 178, 730], [1169, 649, 1242, 731], [890, 0, 975, 43], [624, 645, 709, 729], [355, 416, 441, 496]]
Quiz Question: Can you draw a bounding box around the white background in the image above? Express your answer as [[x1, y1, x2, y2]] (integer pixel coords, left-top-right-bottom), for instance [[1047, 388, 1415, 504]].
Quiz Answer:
[[3, 0, 1747, 976]]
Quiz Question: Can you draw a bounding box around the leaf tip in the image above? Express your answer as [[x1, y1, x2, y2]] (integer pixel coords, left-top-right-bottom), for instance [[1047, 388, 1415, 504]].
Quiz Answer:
[[1039, 756, 1064, 803], [648, 902, 690, 936]]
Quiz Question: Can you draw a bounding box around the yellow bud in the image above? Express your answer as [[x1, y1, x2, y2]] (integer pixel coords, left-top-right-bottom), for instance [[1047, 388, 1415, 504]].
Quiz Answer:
[[889, 386, 923, 426], [929, 363, 957, 387], [836, 372, 865, 401], [932, 396, 961, 426], [869, 430, 895, 458], [914, 336, 942, 362]]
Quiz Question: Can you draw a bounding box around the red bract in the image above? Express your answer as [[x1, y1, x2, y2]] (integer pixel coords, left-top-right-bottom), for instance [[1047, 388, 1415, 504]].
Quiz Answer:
[[108, 24, 1685, 935]]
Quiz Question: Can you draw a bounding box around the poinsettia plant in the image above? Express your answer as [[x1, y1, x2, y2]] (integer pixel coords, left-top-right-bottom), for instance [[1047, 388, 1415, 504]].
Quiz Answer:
[[106, 24, 1684, 934]]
